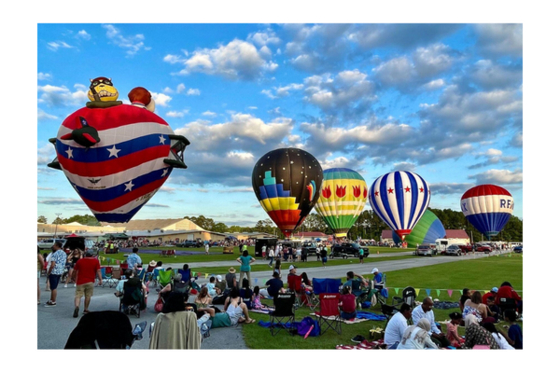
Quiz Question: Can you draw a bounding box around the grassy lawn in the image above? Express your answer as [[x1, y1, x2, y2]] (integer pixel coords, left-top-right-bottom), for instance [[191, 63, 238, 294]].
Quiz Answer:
[[240, 254, 522, 349]]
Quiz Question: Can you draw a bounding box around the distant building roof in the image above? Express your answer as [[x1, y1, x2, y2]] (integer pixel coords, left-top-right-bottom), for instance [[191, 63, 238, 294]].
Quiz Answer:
[[293, 232, 328, 238], [444, 230, 470, 239], [381, 230, 393, 239], [100, 218, 204, 232]]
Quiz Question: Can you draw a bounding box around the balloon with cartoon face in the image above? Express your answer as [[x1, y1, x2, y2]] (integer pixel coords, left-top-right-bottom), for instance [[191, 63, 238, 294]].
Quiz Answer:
[[87, 77, 119, 102]]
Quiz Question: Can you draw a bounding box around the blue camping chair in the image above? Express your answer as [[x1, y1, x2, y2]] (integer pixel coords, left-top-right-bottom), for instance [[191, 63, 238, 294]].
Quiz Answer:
[[312, 278, 342, 295]]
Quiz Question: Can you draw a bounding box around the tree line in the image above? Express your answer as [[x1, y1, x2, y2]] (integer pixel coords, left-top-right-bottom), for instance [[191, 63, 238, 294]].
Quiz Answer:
[[38, 208, 523, 243]]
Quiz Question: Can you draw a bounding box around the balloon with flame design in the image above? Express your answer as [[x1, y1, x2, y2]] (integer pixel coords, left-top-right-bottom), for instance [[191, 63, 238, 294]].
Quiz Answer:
[[315, 168, 368, 237]]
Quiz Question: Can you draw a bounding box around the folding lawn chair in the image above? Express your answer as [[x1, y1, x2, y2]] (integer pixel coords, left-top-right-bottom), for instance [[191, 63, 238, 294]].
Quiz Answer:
[[287, 275, 305, 309], [101, 267, 118, 288], [314, 293, 342, 335], [312, 278, 342, 295], [157, 269, 174, 289], [120, 277, 145, 318], [392, 286, 416, 308], [381, 304, 399, 328], [269, 293, 296, 336]]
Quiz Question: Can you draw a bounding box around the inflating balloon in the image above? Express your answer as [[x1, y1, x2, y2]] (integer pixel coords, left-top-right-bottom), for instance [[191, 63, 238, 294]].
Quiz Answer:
[[368, 171, 430, 240], [48, 78, 190, 223], [252, 148, 323, 238], [314, 168, 368, 237], [461, 184, 514, 239], [392, 209, 445, 247]]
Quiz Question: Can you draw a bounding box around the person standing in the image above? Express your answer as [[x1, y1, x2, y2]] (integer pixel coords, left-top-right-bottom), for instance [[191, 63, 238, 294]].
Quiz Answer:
[[268, 246, 275, 267], [359, 246, 364, 264], [37, 246, 45, 305], [411, 297, 450, 347], [204, 241, 210, 255], [126, 247, 142, 272], [237, 249, 255, 286], [320, 246, 328, 266], [72, 251, 102, 317], [45, 241, 67, 307]]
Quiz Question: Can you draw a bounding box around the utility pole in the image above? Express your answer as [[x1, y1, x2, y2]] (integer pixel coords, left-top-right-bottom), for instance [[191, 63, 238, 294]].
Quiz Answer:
[[53, 213, 62, 239]]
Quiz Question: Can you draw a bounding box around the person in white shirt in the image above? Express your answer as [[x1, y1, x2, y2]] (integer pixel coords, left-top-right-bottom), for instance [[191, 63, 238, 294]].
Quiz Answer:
[[482, 322, 515, 349], [384, 303, 413, 349], [412, 297, 451, 347], [268, 247, 275, 267]]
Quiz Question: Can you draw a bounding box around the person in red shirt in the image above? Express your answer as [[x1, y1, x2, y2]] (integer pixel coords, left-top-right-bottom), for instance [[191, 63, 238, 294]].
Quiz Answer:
[[72, 251, 102, 318], [482, 287, 498, 305], [339, 285, 357, 320], [495, 281, 523, 314]]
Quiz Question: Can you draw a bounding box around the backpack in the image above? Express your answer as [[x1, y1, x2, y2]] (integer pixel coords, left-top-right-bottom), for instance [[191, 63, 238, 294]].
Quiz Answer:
[[297, 316, 320, 337]]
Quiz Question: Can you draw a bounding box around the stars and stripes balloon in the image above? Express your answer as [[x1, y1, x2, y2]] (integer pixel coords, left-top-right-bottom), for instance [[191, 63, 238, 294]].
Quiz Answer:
[[314, 168, 368, 238], [368, 171, 431, 240], [252, 148, 323, 238], [48, 83, 190, 223], [461, 184, 514, 240]]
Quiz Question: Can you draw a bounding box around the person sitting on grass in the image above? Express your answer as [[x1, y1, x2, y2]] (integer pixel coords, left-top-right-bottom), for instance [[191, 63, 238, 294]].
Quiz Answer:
[[223, 287, 256, 325], [239, 278, 254, 309], [412, 297, 451, 348], [495, 281, 523, 315], [384, 303, 413, 349], [446, 312, 465, 348], [397, 318, 439, 350], [503, 309, 523, 349], [194, 287, 218, 318], [339, 285, 357, 320], [259, 271, 284, 299], [482, 322, 514, 350], [343, 271, 367, 299], [463, 314, 500, 349], [300, 272, 313, 291], [459, 288, 472, 313], [206, 276, 221, 297], [252, 286, 270, 309]]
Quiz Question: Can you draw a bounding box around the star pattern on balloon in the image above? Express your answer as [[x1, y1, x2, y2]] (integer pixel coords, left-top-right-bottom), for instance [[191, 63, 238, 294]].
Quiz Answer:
[[107, 145, 121, 158], [405, 186, 411, 192], [388, 188, 394, 194], [65, 147, 74, 159], [159, 135, 166, 144], [124, 180, 134, 192], [161, 168, 169, 177]]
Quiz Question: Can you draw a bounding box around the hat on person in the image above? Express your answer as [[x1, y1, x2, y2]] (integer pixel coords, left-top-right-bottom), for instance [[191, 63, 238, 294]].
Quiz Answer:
[[491, 287, 498, 293], [288, 265, 297, 270], [217, 275, 223, 282], [149, 260, 157, 267], [371, 267, 379, 274], [228, 267, 236, 273]]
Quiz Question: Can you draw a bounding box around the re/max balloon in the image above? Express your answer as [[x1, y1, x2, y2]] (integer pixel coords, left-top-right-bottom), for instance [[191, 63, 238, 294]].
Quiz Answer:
[[252, 148, 323, 238], [461, 184, 514, 239], [48, 102, 190, 223], [369, 171, 430, 240], [392, 209, 445, 247], [314, 168, 368, 238]]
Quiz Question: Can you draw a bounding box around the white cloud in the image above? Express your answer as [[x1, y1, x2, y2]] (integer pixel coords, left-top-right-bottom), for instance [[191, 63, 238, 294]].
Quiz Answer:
[[76, 30, 91, 40], [166, 110, 188, 118], [176, 84, 186, 94], [471, 169, 523, 185], [248, 29, 281, 46], [47, 41, 73, 51], [202, 111, 217, 117], [38, 72, 52, 81], [169, 39, 276, 80], [475, 24, 522, 57], [413, 43, 454, 78], [103, 24, 149, 57], [38, 109, 58, 122], [187, 88, 201, 96], [37, 144, 55, 165], [422, 79, 445, 90], [374, 56, 415, 85], [37, 84, 88, 107], [150, 92, 172, 107]]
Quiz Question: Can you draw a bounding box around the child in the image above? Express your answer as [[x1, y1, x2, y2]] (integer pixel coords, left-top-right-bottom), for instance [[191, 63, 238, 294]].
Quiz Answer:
[[482, 322, 514, 350], [252, 286, 268, 309], [503, 309, 523, 349], [273, 259, 282, 279], [446, 312, 465, 348], [339, 286, 357, 320]]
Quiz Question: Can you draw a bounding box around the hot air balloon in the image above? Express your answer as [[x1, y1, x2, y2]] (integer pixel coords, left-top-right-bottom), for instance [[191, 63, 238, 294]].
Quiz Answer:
[[368, 171, 430, 241], [252, 148, 323, 238], [461, 184, 514, 239], [392, 209, 446, 247], [314, 168, 368, 237], [47, 81, 190, 223]]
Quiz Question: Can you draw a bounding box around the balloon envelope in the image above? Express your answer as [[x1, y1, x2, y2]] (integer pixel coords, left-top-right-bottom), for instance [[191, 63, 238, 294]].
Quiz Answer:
[[392, 209, 445, 247], [252, 148, 323, 238], [368, 170, 430, 239], [53, 104, 186, 223], [315, 168, 368, 237], [461, 184, 514, 239]]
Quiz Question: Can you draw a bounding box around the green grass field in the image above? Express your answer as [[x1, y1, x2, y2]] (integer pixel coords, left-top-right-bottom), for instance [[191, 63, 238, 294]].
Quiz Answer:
[[240, 254, 522, 349]]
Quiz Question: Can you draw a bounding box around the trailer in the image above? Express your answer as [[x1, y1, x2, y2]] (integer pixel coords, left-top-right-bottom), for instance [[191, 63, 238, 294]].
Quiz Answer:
[[435, 237, 470, 254]]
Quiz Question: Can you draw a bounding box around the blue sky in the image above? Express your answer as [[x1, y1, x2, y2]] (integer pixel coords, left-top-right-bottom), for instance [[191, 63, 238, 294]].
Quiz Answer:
[[37, 23, 523, 226]]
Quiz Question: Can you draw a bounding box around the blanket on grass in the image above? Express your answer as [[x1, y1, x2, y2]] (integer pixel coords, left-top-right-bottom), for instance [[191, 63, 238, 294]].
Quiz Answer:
[[335, 340, 386, 350]]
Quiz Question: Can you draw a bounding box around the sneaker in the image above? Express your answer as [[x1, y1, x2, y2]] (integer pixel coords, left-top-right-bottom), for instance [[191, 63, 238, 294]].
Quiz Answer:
[[351, 335, 366, 343], [64, 284, 68, 288], [73, 307, 79, 318], [45, 301, 56, 307], [74, 283, 77, 287]]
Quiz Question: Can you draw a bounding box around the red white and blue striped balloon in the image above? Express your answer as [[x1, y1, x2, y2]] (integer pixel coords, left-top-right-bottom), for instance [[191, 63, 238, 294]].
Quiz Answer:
[[368, 171, 431, 239], [55, 105, 176, 223], [461, 184, 514, 239]]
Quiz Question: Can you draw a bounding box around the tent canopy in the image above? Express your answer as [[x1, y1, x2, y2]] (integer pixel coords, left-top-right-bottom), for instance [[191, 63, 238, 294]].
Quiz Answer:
[[102, 233, 129, 240]]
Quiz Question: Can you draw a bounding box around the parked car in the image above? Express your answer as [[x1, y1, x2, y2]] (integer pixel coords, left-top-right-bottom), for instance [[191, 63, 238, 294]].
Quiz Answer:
[[177, 240, 203, 248], [329, 243, 369, 259], [445, 244, 462, 256], [416, 244, 436, 256], [475, 244, 493, 253], [38, 238, 66, 250], [513, 246, 523, 253], [458, 244, 473, 254], [302, 241, 318, 254]]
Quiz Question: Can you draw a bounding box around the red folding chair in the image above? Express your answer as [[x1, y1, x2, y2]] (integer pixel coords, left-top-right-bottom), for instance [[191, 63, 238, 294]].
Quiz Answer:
[[314, 293, 342, 335], [160, 250, 167, 257]]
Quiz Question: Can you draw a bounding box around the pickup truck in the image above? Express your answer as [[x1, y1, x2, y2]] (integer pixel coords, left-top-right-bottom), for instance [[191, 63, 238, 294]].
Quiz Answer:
[[330, 243, 369, 259]]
